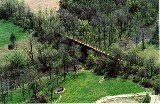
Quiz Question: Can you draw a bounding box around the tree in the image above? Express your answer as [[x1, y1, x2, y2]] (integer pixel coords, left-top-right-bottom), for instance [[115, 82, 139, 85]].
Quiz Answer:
[[106, 43, 124, 77], [8, 33, 16, 50], [154, 78, 160, 95], [144, 56, 156, 78], [141, 28, 146, 50], [5, 50, 27, 70], [143, 93, 151, 103], [86, 50, 98, 68], [116, 9, 127, 39], [77, 19, 92, 43], [25, 35, 35, 64], [58, 44, 69, 81]]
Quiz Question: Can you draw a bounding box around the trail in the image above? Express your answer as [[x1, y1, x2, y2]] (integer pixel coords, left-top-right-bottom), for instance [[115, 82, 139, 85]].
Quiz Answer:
[[95, 92, 160, 103], [150, 94, 160, 103], [55, 95, 62, 103]]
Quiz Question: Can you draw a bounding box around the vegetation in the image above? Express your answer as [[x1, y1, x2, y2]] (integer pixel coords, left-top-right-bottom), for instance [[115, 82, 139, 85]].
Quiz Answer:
[[1, 70, 150, 103], [58, 70, 149, 103], [0, 0, 159, 103], [0, 20, 28, 46], [143, 93, 151, 103]]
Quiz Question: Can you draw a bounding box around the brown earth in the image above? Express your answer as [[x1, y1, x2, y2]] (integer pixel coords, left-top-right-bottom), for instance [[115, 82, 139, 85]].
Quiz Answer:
[[23, 0, 60, 12]]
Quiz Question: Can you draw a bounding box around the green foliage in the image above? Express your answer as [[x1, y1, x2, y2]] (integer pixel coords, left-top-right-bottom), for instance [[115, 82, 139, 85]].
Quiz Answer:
[[10, 33, 16, 44], [60, 0, 158, 49], [5, 50, 28, 70], [143, 93, 151, 103], [140, 79, 154, 88], [0, 20, 28, 46], [0, 0, 159, 103], [95, 44, 125, 78], [133, 75, 141, 83], [36, 43, 59, 73], [154, 78, 160, 94], [86, 50, 98, 68]]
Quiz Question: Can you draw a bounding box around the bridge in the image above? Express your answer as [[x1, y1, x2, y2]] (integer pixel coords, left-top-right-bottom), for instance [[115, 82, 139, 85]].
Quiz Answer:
[[57, 33, 122, 62], [65, 35, 106, 54], [32, 31, 122, 62]]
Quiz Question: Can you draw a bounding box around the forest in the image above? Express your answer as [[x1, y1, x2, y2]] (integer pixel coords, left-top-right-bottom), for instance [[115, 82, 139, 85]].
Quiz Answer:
[[0, 0, 159, 103]]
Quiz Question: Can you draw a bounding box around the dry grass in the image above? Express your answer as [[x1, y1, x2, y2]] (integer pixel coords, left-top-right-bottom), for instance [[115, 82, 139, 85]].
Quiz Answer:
[[23, 0, 60, 12], [0, 37, 38, 68]]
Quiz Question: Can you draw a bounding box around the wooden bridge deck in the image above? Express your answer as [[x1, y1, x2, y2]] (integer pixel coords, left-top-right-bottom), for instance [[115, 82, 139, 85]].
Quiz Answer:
[[65, 35, 106, 54]]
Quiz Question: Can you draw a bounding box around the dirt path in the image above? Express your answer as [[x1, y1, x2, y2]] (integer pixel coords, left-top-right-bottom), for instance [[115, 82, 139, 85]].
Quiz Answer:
[[150, 94, 160, 103], [24, 0, 60, 12], [95, 92, 160, 103], [95, 92, 159, 103]]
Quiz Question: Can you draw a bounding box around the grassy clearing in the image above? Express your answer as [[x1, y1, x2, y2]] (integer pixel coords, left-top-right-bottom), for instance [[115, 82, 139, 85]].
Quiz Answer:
[[0, 20, 35, 68], [0, 20, 28, 46], [56, 70, 150, 103]]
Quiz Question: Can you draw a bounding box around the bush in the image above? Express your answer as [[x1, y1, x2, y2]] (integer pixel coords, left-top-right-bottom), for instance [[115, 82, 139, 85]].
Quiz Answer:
[[29, 95, 48, 103], [94, 67, 105, 75], [140, 79, 154, 88], [133, 75, 141, 83], [94, 56, 106, 75], [122, 73, 129, 79], [8, 44, 15, 50], [154, 79, 160, 94], [104, 72, 110, 79], [86, 50, 98, 68], [130, 65, 138, 74], [5, 50, 28, 70], [37, 96, 48, 103], [137, 66, 147, 78], [128, 74, 134, 81], [143, 93, 151, 103]]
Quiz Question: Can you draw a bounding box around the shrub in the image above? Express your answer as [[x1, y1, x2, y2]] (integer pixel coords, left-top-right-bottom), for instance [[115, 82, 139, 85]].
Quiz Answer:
[[5, 50, 28, 70], [86, 50, 98, 68], [94, 56, 106, 75], [37, 96, 48, 103], [128, 74, 134, 81], [143, 93, 151, 103], [130, 64, 138, 74], [29, 95, 48, 103], [8, 44, 15, 50], [104, 72, 110, 79], [94, 67, 105, 75], [140, 79, 154, 88], [133, 75, 141, 83], [122, 73, 129, 79], [137, 66, 147, 78], [154, 79, 160, 94]]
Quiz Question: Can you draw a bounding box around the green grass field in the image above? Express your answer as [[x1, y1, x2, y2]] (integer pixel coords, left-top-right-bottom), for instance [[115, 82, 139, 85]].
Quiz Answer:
[[56, 70, 150, 103], [5, 88, 32, 103], [0, 20, 28, 46]]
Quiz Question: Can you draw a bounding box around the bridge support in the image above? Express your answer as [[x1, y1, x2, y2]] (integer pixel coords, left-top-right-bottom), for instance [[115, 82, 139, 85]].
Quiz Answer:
[[80, 46, 88, 62]]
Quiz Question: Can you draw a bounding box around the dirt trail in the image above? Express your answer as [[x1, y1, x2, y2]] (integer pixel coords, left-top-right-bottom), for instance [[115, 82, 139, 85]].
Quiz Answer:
[[24, 0, 60, 12], [150, 94, 160, 103], [95, 92, 160, 103]]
